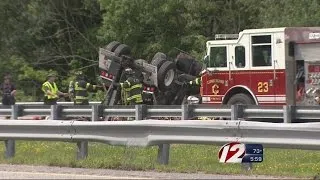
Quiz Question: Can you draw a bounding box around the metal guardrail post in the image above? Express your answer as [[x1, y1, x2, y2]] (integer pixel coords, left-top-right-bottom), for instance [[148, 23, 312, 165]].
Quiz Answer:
[[157, 144, 170, 165], [231, 104, 252, 170], [231, 104, 244, 120], [5, 105, 20, 158], [134, 104, 170, 164], [283, 105, 294, 123], [155, 104, 171, 165], [135, 104, 146, 120], [77, 141, 88, 160], [50, 105, 61, 120], [91, 105, 102, 121], [181, 104, 191, 120]]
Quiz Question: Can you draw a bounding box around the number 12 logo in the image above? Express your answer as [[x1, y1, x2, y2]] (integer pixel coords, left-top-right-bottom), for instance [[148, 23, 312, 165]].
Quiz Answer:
[[218, 142, 245, 163]]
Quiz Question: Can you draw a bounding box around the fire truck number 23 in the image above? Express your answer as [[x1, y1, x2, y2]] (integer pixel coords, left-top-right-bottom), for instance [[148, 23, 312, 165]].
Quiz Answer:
[[257, 82, 269, 93]]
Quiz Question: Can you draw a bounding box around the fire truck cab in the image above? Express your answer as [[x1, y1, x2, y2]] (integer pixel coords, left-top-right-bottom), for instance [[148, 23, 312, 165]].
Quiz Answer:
[[201, 27, 320, 106]]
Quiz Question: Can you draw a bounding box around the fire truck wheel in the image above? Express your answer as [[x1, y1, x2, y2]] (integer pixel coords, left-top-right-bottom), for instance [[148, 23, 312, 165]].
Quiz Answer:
[[114, 44, 131, 56], [158, 61, 176, 91], [227, 93, 255, 105], [105, 41, 121, 52]]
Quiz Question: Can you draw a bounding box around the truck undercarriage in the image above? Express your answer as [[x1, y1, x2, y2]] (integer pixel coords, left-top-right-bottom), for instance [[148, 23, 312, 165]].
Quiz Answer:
[[98, 41, 203, 120]]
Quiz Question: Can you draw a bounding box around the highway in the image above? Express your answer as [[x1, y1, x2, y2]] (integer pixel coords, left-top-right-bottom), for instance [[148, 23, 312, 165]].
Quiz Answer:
[[0, 164, 296, 179]]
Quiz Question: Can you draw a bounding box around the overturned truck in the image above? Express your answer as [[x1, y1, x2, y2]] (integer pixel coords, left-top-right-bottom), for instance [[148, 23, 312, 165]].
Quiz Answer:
[[98, 41, 203, 107]]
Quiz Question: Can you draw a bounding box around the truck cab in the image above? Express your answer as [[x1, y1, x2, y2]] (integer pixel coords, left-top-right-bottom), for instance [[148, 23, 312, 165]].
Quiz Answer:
[[201, 27, 320, 106]]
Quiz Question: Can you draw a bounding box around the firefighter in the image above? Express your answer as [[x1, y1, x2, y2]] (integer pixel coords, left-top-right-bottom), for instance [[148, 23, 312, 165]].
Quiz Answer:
[[114, 68, 143, 105], [120, 68, 134, 105], [42, 73, 68, 105], [187, 76, 213, 120], [114, 68, 143, 120], [187, 76, 202, 104], [68, 71, 101, 105]]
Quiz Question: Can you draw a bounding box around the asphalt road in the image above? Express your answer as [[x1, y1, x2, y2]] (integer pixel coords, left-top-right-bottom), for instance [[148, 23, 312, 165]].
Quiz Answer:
[[0, 164, 299, 179]]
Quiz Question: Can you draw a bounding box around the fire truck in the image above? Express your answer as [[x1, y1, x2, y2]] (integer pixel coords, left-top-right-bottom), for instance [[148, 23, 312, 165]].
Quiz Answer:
[[199, 27, 320, 106]]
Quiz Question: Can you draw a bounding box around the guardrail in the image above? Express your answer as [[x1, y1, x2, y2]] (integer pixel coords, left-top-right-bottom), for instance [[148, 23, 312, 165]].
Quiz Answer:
[[1, 120, 320, 165], [0, 101, 101, 105], [1, 103, 320, 165], [0, 103, 320, 123]]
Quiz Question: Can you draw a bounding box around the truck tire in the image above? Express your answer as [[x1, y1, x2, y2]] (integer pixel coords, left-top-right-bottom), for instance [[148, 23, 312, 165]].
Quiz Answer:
[[105, 41, 121, 52], [151, 52, 167, 69], [227, 93, 255, 105], [114, 44, 131, 56], [175, 56, 203, 76], [157, 61, 176, 92]]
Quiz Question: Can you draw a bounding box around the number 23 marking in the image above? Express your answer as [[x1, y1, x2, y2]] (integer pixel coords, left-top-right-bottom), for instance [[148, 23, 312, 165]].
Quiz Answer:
[[258, 82, 268, 92]]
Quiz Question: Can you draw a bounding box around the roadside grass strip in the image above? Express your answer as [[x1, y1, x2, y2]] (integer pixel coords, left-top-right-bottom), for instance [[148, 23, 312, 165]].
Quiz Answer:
[[0, 141, 319, 178]]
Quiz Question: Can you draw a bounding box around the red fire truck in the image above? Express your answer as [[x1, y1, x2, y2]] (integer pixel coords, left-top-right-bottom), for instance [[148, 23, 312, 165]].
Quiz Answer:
[[200, 27, 320, 106]]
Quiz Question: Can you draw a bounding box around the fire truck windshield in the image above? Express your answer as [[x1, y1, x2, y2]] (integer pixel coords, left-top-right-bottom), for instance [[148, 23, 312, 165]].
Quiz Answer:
[[206, 46, 227, 68]]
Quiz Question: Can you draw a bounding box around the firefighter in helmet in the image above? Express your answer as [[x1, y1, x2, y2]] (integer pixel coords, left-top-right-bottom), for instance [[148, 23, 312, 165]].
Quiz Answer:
[[114, 68, 144, 106], [68, 71, 101, 105]]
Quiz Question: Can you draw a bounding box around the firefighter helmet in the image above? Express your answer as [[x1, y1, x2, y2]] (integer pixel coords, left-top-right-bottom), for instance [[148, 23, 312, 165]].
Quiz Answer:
[[75, 71, 85, 80], [125, 68, 133, 75], [47, 73, 57, 78]]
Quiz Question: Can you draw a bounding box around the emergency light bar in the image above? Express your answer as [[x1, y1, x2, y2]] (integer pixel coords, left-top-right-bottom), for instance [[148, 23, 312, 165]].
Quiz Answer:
[[215, 34, 239, 40]]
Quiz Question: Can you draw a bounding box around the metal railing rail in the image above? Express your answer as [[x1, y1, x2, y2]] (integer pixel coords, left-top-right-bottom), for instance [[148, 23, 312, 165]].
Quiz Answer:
[[0, 104, 319, 123], [1, 120, 320, 165], [1, 103, 320, 165]]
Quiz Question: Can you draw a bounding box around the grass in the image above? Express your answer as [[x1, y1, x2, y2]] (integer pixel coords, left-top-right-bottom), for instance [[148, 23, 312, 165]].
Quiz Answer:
[[0, 141, 320, 178]]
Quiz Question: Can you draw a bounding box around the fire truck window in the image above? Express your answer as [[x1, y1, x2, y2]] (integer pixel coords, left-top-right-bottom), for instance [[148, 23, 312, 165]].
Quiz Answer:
[[252, 35, 272, 67], [209, 46, 227, 67], [235, 46, 245, 68]]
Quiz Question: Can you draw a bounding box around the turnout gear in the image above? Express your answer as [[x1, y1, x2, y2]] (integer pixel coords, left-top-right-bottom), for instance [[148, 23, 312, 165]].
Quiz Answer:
[[75, 71, 85, 81], [69, 79, 97, 105], [119, 77, 143, 105], [189, 77, 202, 86]]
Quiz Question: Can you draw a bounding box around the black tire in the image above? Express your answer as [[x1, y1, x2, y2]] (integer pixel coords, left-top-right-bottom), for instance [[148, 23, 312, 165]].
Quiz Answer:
[[157, 61, 176, 91], [151, 52, 167, 69], [114, 44, 131, 56], [175, 55, 203, 76], [227, 93, 255, 105], [104, 41, 121, 52]]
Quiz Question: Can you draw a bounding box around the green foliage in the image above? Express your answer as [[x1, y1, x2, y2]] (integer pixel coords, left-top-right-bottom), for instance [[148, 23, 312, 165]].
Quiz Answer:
[[2, 0, 320, 101]]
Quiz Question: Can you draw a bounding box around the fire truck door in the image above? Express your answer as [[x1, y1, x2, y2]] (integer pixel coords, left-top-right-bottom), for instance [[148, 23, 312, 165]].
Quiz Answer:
[[250, 34, 276, 104]]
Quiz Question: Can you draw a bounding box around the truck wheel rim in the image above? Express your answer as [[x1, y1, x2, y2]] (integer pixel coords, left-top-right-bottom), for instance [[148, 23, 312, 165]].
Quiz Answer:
[[164, 69, 175, 86]]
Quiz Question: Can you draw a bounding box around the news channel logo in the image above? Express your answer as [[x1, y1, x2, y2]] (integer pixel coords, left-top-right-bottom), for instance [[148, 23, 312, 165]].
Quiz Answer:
[[218, 142, 263, 163]]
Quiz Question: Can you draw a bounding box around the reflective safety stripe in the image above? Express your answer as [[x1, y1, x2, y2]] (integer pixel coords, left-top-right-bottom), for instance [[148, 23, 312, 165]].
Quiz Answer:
[[75, 82, 86, 91], [42, 81, 58, 99], [129, 84, 142, 90], [196, 78, 201, 85], [120, 81, 131, 88], [127, 94, 142, 101], [189, 77, 201, 85], [75, 96, 88, 100]]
